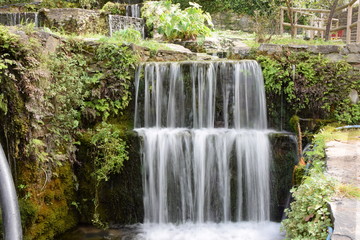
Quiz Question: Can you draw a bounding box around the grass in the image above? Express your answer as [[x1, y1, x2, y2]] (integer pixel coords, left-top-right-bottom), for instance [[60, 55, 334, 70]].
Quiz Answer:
[[41, 27, 170, 52], [99, 28, 170, 52], [320, 125, 360, 142], [336, 183, 360, 199]]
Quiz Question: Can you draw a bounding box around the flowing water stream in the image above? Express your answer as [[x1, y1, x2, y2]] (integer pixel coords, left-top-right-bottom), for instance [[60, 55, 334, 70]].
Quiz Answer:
[[133, 61, 283, 240]]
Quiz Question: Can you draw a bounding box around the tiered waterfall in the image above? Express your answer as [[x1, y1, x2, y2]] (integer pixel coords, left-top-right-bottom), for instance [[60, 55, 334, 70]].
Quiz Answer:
[[134, 60, 271, 224]]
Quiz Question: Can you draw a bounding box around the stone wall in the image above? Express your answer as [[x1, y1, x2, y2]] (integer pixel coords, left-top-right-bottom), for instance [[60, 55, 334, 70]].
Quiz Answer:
[[38, 8, 108, 35], [211, 12, 254, 32], [109, 15, 144, 37], [257, 43, 360, 67]]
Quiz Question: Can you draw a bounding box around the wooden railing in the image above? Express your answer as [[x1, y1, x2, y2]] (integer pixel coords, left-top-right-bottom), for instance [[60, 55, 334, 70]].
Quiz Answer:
[[280, 0, 360, 43]]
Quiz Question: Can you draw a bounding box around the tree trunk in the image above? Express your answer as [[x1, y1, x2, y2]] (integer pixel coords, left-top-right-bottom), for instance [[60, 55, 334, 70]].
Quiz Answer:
[[285, 0, 296, 38], [325, 0, 339, 41]]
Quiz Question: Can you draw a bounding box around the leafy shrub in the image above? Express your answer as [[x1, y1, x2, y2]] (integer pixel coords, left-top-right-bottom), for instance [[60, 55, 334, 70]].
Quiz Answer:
[[281, 161, 334, 240], [101, 2, 126, 15], [112, 28, 142, 44], [142, 1, 213, 41], [40, 0, 78, 8], [90, 122, 128, 183], [78, 0, 98, 9], [257, 53, 360, 125]]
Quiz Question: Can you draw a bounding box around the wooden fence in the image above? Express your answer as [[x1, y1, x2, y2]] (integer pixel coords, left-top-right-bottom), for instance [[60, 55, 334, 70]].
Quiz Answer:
[[280, 0, 360, 43]]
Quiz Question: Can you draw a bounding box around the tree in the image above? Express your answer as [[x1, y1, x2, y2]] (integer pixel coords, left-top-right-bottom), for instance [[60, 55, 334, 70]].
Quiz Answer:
[[325, 0, 339, 41], [284, 0, 296, 38]]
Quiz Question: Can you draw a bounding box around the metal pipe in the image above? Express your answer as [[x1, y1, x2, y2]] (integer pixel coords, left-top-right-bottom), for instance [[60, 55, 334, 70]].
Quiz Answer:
[[0, 143, 22, 240]]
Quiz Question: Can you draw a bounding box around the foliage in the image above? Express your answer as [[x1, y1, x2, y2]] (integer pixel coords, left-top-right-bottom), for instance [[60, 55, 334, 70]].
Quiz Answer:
[[90, 123, 128, 183], [0, 24, 138, 236], [100, 28, 169, 53], [83, 42, 137, 121], [257, 52, 360, 124], [43, 41, 90, 165], [110, 28, 142, 44], [282, 125, 360, 238], [0, 0, 32, 5], [85, 122, 129, 228], [101, 2, 126, 15], [0, 94, 7, 114], [40, 0, 78, 8], [171, 0, 283, 16], [78, 0, 98, 9], [142, 1, 213, 41], [171, 0, 228, 13], [281, 161, 335, 239]]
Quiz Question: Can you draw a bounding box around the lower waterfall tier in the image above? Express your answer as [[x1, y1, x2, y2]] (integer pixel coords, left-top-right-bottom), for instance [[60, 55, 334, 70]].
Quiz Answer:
[[136, 128, 272, 224]]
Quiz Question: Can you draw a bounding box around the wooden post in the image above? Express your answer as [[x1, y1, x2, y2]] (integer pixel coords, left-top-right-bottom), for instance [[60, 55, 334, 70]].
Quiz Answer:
[[310, 16, 314, 39], [347, 4, 353, 44], [357, 4, 360, 42], [320, 13, 324, 39], [280, 8, 284, 35], [294, 12, 298, 36]]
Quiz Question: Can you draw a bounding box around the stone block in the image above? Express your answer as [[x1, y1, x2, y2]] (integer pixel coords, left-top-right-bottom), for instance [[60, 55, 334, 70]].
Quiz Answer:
[[346, 43, 360, 53], [325, 53, 344, 62], [38, 8, 107, 35], [308, 45, 340, 54], [258, 44, 283, 54], [346, 53, 360, 64]]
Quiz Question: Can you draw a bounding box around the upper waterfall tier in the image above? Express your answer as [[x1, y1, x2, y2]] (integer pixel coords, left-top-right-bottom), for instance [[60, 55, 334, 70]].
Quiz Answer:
[[134, 61, 267, 129]]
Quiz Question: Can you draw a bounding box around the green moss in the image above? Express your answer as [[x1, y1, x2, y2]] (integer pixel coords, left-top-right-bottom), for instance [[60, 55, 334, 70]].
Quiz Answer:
[[293, 164, 306, 186], [19, 163, 78, 240]]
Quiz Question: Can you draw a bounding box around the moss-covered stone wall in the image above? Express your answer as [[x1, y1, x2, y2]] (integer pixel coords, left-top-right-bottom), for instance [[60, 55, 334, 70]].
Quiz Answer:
[[0, 25, 139, 238]]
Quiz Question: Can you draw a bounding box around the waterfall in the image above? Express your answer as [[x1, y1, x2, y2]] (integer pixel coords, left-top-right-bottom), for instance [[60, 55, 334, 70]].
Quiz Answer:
[[0, 12, 39, 27], [126, 4, 141, 18], [135, 61, 272, 225]]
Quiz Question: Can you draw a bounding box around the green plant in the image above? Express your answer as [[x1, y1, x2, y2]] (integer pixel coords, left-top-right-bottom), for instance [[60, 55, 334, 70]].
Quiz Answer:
[[282, 161, 335, 239], [0, 94, 7, 114], [257, 53, 360, 125], [101, 2, 126, 15], [90, 123, 128, 183], [87, 122, 129, 228], [112, 28, 142, 44], [99, 29, 169, 53], [142, 1, 213, 41], [83, 43, 137, 121], [79, 0, 97, 9], [40, 0, 78, 8], [336, 183, 360, 199]]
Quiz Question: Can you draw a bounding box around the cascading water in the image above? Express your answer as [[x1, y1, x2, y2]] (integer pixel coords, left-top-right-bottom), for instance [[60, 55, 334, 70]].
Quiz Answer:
[[126, 4, 141, 18], [0, 12, 38, 27], [134, 61, 282, 240]]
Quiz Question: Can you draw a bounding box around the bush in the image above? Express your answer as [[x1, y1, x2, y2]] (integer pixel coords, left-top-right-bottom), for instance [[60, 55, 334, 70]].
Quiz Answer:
[[111, 28, 142, 44], [101, 2, 126, 15], [142, 1, 213, 41], [281, 161, 334, 239], [257, 53, 360, 125]]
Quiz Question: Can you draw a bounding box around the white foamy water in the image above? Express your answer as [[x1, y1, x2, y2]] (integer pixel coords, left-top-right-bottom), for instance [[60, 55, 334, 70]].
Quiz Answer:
[[134, 61, 281, 240], [136, 222, 283, 240]]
